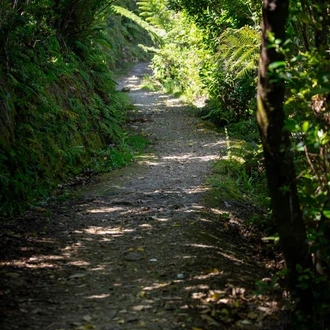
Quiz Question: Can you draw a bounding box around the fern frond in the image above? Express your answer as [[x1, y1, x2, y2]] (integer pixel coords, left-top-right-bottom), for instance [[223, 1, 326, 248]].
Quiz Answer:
[[218, 25, 260, 77], [234, 48, 258, 68], [235, 61, 258, 79], [112, 5, 164, 45], [137, 0, 171, 30]]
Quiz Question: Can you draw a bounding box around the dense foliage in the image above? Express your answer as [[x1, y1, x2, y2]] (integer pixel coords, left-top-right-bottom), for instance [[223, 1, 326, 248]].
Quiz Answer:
[[0, 0, 151, 215], [139, 0, 261, 124]]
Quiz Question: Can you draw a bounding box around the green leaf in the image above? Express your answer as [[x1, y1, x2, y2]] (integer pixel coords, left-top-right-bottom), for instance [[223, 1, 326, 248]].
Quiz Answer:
[[269, 61, 285, 70], [302, 121, 309, 133], [262, 235, 280, 243], [297, 13, 313, 24], [323, 210, 330, 219]]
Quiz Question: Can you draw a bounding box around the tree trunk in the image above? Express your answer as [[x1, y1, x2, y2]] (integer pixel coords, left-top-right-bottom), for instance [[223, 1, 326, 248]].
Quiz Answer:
[[257, 0, 313, 321]]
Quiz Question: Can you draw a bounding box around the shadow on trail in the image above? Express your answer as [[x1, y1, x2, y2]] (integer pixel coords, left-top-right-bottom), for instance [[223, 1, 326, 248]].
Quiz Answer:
[[0, 187, 270, 330], [0, 62, 282, 330]]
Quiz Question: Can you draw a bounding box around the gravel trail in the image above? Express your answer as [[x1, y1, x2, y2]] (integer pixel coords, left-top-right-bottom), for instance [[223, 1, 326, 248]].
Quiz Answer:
[[0, 63, 273, 330]]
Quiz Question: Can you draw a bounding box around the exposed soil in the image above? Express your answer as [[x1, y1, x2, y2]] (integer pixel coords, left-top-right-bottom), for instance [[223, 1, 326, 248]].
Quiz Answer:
[[0, 63, 285, 330]]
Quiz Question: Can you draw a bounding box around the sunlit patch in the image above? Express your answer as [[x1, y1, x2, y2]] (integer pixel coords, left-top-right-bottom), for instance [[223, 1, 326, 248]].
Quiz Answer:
[[182, 187, 209, 194], [181, 255, 196, 259], [163, 154, 193, 161], [149, 217, 169, 222], [100, 237, 112, 242], [165, 98, 182, 106], [132, 304, 153, 311], [218, 252, 244, 264], [192, 272, 223, 281], [2, 255, 63, 269], [137, 154, 159, 162], [208, 208, 228, 215], [186, 243, 216, 249], [192, 292, 205, 299], [83, 226, 134, 235], [143, 281, 170, 291], [186, 205, 204, 210], [223, 155, 244, 163], [193, 155, 220, 162], [68, 260, 90, 267], [186, 243, 244, 264], [197, 217, 212, 223], [86, 207, 124, 213], [91, 266, 106, 271], [87, 294, 111, 299], [187, 270, 224, 284], [185, 284, 210, 291], [30, 255, 64, 261], [143, 160, 165, 166], [62, 242, 83, 250], [163, 153, 219, 163], [139, 223, 153, 228], [202, 141, 226, 148]]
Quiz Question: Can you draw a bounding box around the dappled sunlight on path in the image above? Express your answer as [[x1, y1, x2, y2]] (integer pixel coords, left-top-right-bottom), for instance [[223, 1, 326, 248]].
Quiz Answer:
[[0, 63, 281, 330]]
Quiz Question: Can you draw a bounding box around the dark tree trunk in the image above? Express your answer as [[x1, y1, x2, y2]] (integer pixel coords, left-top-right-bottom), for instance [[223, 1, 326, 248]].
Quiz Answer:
[[257, 0, 313, 322]]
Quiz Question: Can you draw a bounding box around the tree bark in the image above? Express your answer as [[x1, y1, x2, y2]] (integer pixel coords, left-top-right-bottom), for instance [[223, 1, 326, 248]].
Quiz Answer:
[[257, 0, 313, 320]]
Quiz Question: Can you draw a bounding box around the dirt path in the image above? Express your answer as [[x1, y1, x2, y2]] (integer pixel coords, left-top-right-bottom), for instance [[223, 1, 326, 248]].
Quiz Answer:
[[0, 63, 282, 330]]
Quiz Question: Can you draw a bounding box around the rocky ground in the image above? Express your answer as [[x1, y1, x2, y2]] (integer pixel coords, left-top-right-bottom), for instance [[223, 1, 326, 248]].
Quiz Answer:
[[0, 63, 286, 330]]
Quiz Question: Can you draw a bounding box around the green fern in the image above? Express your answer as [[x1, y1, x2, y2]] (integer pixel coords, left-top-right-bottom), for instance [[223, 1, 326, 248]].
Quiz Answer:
[[112, 5, 164, 45], [218, 25, 260, 78], [137, 0, 172, 30]]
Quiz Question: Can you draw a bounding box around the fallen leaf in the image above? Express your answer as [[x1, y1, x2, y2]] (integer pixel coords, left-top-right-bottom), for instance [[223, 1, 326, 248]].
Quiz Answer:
[[210, 291, 224, 301], [200, 314, 220, 326], [247, 311, 259, 320], [137, 290, 146, 298], [238, 319, 253, 325], [233, 301, 240, 308], [204, 268, 221, 275]]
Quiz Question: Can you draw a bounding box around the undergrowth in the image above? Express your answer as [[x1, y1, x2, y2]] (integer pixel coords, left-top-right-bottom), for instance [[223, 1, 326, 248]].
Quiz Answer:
[[205, 121, 272, 233], [0, 1, 152, 216]]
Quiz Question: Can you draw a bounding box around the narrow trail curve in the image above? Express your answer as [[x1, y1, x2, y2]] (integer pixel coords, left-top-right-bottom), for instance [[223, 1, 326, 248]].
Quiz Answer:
[[1, 63, 273, 330]]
